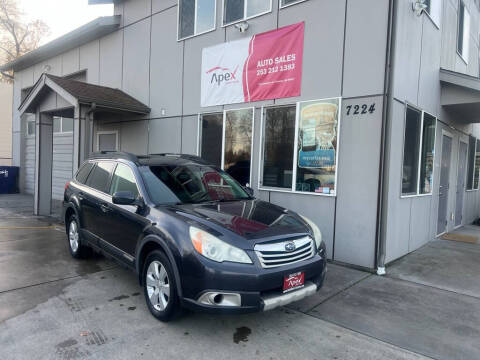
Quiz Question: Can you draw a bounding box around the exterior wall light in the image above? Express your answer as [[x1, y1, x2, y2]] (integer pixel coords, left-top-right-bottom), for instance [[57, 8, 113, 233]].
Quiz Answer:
[[412, 0, 427, 16], [234, 21, 249, 33]]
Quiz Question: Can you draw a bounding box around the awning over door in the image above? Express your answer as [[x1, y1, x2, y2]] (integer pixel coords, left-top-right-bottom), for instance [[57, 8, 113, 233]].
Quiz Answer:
[[19, 73, 151, 116], [440, 68, 480, 123]]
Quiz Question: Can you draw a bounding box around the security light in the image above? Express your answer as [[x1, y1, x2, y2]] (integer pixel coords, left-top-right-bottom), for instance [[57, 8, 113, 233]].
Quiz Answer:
[[234, 21, 249, 33], [412, 0, 427, 16]]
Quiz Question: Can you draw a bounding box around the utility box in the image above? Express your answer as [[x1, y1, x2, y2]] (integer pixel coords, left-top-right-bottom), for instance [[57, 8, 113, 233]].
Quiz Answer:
[[0, 166, 19, 194]]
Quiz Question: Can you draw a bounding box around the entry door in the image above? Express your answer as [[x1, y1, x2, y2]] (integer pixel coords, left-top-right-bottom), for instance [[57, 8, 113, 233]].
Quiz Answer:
[[455, 141, 468, 227], [437, 135, 452, 235]]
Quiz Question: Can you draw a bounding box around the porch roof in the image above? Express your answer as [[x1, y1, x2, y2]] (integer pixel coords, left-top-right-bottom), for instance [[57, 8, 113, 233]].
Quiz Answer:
[[19, 73, 151, 115], [440, 68, 480, 123]]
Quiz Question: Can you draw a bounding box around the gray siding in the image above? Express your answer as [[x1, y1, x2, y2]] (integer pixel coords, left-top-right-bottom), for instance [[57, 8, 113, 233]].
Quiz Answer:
[[23, 130, 35, 195], [385, 0, 480, 263], [52, 133, 74, 200]]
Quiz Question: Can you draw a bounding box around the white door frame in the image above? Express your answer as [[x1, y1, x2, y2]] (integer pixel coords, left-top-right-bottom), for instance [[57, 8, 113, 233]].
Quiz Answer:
[[454, 139, 469, 229], [436, 129, 454, 237]]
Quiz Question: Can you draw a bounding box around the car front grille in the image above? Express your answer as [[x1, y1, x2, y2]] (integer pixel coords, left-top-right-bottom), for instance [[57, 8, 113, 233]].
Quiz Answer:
[[254, 236, 315, 269]]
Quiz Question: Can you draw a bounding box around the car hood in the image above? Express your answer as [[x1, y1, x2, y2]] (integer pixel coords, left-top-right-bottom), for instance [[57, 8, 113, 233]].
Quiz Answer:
[[169, 199, 310, 241]]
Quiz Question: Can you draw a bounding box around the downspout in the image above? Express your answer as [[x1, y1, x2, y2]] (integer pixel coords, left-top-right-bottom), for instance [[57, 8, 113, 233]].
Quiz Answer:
[[85, 102, 96, 156], [375, 0, 396, 275]]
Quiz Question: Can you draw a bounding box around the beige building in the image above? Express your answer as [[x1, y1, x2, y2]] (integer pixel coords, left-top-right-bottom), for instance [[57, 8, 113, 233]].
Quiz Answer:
[[0, 81, 13, 166]]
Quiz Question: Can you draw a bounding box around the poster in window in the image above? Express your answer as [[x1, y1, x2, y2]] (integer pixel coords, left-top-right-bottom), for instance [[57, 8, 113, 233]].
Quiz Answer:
[[296, 99, 339, 194]]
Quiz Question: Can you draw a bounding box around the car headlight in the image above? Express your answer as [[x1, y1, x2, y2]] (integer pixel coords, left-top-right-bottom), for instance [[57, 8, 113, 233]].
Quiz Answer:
[[189, 227, 252, 264], [299, 215, 323, 250]]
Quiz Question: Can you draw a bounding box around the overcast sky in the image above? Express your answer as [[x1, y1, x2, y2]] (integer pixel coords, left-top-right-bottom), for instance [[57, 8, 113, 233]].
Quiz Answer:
[[19, 0, 113, 44]]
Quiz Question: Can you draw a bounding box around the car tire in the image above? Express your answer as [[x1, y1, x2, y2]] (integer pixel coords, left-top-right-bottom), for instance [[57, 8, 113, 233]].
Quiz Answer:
[[143, 250, 180, 322], [67, 215, 91, 259]]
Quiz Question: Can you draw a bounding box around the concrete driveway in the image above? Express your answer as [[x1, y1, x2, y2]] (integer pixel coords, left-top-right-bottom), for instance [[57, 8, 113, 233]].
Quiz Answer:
[[1, 194, 479, 359]]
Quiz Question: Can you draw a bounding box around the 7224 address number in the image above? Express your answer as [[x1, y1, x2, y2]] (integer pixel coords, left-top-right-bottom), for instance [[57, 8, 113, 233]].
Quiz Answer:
[[346, 103, 376, 116]]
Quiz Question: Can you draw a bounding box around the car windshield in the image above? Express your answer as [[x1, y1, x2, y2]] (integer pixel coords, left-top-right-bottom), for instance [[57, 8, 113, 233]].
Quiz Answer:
[[140, 164, 251, 205]]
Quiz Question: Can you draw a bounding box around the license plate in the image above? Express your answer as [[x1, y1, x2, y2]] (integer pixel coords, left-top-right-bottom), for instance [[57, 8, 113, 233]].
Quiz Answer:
[[283, 272, 305, 293]]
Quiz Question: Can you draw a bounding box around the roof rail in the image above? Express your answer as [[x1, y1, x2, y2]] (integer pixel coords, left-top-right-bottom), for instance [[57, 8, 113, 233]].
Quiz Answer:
[[89, 151, 140, 164], [149, 153, 211, 164]]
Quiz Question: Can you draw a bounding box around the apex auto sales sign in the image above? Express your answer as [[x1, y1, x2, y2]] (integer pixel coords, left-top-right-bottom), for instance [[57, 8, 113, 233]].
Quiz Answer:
[[201, 22, 304, 107]]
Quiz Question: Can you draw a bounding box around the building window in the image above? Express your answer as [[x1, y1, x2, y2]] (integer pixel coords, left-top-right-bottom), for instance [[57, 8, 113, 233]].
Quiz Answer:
[[199, 108, 254, 186], [457, 0, 470, 63], [260, 105, 296, 189], [424, 0, 441, 26], [223, 0, 271, 26], [474, 139, 480, 189], [224, 108, 253, 186], [53, 117, 74, 134], [401, 107, 437, 196], [296, 99, 339, 194], [178, 0, 216, 40], [258, 98, 341, 196], [26, 119, 35, 136], [467, 135, 476, 190], [97, 131, 118, 152], [280, 0, 307, 8], [200, 113, 223, 167]]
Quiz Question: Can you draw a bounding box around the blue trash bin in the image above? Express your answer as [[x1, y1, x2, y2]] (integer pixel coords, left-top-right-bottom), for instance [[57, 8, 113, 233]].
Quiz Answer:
[[0, 166, 19, 194]]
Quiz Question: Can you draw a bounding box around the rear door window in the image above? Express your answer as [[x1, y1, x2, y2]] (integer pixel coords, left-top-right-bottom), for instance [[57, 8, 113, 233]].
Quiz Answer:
[[110, 163, 139, 197], [76, 162, 94, 184], [86, 161, 115, 193]]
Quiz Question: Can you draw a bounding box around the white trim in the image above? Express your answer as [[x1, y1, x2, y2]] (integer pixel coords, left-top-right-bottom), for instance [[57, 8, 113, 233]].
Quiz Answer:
[[474, 138, 480, 190], [280, 0, 308, 9], [436, 129, 454, 236], [257, 105, 265, 190], [454, 139, 468, 227], [177, 0, 217, 41], [400, 104, 437, 198], [418, 111, 437, 195], [221, 0, 273, 27], [196, 113, 201, 156], [456, 0, 470, 64], [96, 130, 119, 152]]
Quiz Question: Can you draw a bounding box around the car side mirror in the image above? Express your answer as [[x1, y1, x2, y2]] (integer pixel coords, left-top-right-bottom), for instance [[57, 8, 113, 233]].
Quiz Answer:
[[245, 186, 254, 197], [112, 191, 137, 206]]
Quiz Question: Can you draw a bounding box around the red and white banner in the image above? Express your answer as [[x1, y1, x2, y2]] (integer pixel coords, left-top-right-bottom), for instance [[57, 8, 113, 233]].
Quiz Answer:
[[201, 22, 304, 107]]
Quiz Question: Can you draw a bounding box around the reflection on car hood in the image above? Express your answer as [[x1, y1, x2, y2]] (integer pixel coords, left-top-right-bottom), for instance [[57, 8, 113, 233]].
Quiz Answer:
[[171, 199, 309, 240]]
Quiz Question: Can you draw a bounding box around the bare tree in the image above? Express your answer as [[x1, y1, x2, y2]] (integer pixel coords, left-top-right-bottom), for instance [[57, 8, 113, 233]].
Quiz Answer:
[[0, 0, 49, 81]]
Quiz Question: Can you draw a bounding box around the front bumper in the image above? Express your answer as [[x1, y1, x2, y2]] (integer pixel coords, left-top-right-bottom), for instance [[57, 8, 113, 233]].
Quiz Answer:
[[180, 249, 327, 314]]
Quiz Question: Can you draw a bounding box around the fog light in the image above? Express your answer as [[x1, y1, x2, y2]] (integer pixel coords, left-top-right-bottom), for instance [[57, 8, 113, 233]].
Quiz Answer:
[[198, 292, 241, 307]]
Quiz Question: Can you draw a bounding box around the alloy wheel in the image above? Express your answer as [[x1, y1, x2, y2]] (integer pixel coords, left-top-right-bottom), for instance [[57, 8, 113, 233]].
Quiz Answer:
[[146, 260, 170, 311], [69, 220, 79, 253]]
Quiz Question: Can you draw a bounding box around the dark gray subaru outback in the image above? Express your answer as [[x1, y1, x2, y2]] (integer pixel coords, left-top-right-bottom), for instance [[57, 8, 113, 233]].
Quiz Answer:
[[63, 152, 327, 321]]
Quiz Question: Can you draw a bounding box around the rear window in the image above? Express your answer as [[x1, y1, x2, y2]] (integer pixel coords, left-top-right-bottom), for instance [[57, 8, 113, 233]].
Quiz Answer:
[[86, 161, 115, 193], [75, 162, 94, 184]]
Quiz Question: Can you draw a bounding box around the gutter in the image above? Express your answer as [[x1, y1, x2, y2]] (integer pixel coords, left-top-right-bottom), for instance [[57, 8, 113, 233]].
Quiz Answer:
[[375, 0, 396, 275]]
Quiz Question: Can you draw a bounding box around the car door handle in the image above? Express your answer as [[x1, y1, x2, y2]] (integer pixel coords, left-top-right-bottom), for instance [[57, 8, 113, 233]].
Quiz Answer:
[[100, 204, 111, 213], [78, 191, 85, 200]]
